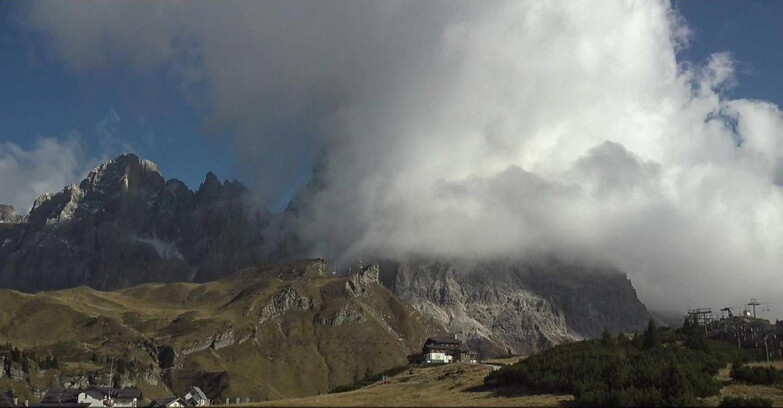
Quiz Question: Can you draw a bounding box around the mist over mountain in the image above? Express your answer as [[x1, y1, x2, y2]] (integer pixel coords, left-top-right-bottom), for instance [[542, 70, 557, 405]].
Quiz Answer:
[[0, 153, 651, 353]]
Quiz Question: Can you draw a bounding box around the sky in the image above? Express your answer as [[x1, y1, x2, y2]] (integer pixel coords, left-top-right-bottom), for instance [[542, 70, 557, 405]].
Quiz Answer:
[[2, 1, 783, 315]]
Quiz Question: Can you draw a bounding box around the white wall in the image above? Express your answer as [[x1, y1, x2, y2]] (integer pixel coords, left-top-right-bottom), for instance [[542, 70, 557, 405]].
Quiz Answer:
[[77, 392, 107, 408], [425, 352, 453, 363], [114, 398, 138, 407]]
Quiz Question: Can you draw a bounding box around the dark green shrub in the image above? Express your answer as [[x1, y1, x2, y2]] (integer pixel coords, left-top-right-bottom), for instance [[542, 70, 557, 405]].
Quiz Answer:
[[484, 328, 757, 407], [730, 363, 782, 385]]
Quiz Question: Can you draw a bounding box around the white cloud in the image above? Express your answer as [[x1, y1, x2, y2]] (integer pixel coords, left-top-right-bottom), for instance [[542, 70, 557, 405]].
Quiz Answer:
[[21, 0, 783, 312], [0, 136, 89, 213]]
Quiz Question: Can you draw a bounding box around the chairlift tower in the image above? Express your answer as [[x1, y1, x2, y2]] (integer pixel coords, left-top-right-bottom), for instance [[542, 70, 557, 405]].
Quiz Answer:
[[748, 298, 761, 319]]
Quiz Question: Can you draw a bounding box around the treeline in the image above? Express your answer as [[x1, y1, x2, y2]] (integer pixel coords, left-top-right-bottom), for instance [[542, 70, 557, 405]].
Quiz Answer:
[[484, 320, 761, 407], [0, 342, 59, 372]]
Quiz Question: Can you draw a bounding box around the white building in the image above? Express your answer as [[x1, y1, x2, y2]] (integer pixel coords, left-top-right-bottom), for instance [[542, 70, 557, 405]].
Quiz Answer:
[[77, 387, 112, 407]]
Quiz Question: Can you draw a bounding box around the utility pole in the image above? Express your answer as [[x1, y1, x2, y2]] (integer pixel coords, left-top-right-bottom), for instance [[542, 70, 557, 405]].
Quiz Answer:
[[748, 298, 761, 319]]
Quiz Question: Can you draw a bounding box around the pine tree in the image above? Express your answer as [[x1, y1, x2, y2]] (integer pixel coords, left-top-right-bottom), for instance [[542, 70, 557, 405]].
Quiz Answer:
[[643, 320, 660, 349]]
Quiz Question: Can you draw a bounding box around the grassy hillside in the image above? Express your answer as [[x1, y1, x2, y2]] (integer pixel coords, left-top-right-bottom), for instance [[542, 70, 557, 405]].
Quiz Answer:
[[251, 362, 572, 407], [0, 260, 441, 403]]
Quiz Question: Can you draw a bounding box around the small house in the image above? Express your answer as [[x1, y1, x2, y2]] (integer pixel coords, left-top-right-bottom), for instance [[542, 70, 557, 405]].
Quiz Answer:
[[113, 388, 142, 408], [407, 336, 478, 364], [182, 387, 209, 407], [77, 387, 111, 407]]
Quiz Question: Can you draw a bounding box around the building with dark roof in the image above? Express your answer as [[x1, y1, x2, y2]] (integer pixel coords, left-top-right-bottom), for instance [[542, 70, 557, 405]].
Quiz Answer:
[[41, 389, 80, 405], [182, 387, 209, 407], [113, 388, 142, 407], [407, 336, 478, 364]]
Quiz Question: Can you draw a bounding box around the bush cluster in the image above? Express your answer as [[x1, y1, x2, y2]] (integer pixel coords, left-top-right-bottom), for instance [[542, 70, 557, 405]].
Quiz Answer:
[[485, 320, 758, 407], [730, 363, 782, 385], [1, 342, 59, 372]]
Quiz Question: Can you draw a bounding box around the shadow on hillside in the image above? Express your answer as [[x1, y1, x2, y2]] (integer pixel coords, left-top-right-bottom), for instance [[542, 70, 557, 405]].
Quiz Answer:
[[462, 384, 533, 397], [464, 383, 579, 405]]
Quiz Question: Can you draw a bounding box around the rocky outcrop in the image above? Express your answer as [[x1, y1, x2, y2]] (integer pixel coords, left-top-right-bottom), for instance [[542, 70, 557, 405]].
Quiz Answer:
[[258, 286, 314, 323], [345, 264, 380, 297], [0, 153, 269, 292], [140, 368, 161, 386], [388, 258, 651, 357], [210, 329, 236, 351], [62, 375, 91, 389], [8, 362, 24, 381]]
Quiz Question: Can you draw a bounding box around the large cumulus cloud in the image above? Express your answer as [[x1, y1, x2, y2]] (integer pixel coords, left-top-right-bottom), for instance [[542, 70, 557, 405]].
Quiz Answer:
[[21, 0, 783, 312]]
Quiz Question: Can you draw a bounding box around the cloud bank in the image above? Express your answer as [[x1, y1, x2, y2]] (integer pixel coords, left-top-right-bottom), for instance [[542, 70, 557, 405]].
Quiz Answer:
[[0, 136, 89, 213], [0, 109, 138, 213], [22, 0, 783, 311]]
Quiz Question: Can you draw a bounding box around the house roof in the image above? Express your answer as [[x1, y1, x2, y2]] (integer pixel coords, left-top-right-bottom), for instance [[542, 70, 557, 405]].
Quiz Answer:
[[80, 387, 111, 400], [425, 336, 460, 345], [152, 397, 182, 407], [113, 388, 141, 399], [42, 389, 80, 403], [186, 386, 207, 400], [423, 344, 462, 352]]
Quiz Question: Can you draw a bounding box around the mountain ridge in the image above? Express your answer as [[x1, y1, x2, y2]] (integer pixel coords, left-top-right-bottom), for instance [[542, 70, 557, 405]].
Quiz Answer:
[[0, 153, 651, 359]]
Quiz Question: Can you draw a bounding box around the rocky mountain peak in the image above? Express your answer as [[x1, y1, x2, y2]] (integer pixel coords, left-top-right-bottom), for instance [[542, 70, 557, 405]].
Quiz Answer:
[[80, 153, 165, 194], [201, 171, 221, 191], [0, 152, 269, 291]]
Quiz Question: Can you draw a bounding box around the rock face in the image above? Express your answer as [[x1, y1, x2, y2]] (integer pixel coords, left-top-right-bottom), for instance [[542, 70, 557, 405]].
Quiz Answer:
[[0, 153, 269, 291], [386, 258, 651, 357]]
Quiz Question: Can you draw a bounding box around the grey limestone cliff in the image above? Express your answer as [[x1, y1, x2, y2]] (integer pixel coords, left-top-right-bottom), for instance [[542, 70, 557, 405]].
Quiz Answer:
[[386, 258, 651, 357]]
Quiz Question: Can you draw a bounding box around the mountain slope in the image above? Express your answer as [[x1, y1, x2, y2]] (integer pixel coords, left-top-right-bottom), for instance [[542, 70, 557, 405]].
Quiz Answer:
[[0, 260, 440, 402]]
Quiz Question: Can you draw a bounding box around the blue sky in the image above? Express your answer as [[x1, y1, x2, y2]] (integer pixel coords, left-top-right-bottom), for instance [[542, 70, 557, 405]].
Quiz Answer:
[[0, 1, 782, 204], [0, 2, 236, 191]]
